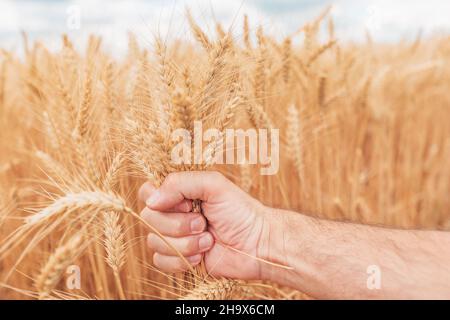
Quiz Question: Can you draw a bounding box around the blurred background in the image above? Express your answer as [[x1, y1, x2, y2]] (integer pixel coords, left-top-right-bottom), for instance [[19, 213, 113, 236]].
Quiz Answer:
[[1, 0, 450, 55]]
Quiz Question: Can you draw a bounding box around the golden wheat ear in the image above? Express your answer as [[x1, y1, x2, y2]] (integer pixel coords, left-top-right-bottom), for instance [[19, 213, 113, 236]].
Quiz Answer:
[[181, 279, 247, 300], [103, 211, 126, 299], [35, 234, 84, 300], [186, 9, 212, 51]]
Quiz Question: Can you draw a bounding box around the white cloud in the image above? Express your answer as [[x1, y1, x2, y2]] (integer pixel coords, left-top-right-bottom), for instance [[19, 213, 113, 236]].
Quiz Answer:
[[0, 0, 449, 55]]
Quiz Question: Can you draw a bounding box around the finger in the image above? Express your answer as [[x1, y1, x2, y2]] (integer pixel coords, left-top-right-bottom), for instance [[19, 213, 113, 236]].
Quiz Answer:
[[146, 171, 229, 211], [139, 182, 192, 212], [155, 199, 193, 213], [153, 253, 202, 273], [140, 207, 206, 237], [174, 199, 193, 213], [147, 232, 214, 256], [138, 181, 155, 204]]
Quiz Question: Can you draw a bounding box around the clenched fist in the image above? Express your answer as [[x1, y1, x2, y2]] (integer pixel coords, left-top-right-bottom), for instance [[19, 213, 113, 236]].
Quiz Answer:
[[138, 171, 271, 280]]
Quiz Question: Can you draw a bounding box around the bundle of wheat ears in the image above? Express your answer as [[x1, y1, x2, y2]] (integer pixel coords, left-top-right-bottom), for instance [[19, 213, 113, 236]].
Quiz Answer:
[[0, 8, 449, 299]]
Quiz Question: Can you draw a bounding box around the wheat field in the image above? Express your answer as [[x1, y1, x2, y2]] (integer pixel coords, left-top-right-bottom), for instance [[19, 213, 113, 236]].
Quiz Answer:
[[0, 9, 449, 299]]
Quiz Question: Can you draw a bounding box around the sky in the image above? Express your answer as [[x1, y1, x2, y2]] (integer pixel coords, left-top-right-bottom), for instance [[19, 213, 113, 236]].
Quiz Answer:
[[1, 0, 450, 55]]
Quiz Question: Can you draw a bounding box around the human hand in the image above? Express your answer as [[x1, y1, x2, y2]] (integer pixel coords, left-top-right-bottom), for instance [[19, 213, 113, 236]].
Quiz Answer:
[[138, 171, 272, 280]]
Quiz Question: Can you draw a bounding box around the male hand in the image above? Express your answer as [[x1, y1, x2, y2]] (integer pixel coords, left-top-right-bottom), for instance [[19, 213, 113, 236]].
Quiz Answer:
[[138, 171, 270, 279], [141, 171, 450, 299]]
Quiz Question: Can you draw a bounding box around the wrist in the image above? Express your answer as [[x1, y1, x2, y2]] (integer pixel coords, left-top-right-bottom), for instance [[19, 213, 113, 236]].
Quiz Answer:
[[256, 206, 292, 284]]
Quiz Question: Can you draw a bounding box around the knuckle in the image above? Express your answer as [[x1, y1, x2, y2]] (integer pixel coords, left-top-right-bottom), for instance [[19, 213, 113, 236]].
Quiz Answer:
[[165, 172, 178, 186], [140, 207, 151, 219], [138, 182, 153, 202], [184, 236, 199, 253], [206, 171, 227, 187], [147, 233, 158, 250], [187, 254, 202, 266], [173, 218, 184, 232]]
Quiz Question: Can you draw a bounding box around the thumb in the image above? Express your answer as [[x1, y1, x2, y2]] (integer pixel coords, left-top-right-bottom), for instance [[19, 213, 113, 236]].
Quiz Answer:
[[145, 171, 228, 211], [139, 180, 192, 213], [138, 181, 156, 205]]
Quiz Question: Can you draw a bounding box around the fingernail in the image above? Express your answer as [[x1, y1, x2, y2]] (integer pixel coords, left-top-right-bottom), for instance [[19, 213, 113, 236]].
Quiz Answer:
[[187, 254, 202, 265], [190, 217, 204, 233], [199, 233, 213, 250], [146, 190, 160, 207]]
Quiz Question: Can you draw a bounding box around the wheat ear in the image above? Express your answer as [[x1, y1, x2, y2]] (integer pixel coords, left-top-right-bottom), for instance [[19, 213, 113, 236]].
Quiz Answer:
[[72, 64, 99, 185], [181, 279, 247, 300], [56, 67, 77, 124], [35, 234, 83, 300], [216, 23, 226, 39], [35, 150, 71, 181], [103, 212, 126, 299], [103, 60, 115, 114], [77, 66, 92, 138], [282, 37, 292, 83], [201, 95, 240, 168], [103, 152, 124, 190], [254, 44, 266, 103], [198, 36, 232, 119], [306, 40, 336, 67], [243, 15, 251, 50], [247, 103, 274, 129], [186, 9, 211, 51], [42, 111, 60, 150], [102, 152, 126, 299], [26, 191, 197, 274], [286, 104, 304, 183], [318, 76, 327, 107], [25, 191, 131, 225]]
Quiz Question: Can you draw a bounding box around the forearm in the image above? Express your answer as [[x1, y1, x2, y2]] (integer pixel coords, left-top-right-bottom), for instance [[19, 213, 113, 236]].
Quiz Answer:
[[258, 207, 450, 299]]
